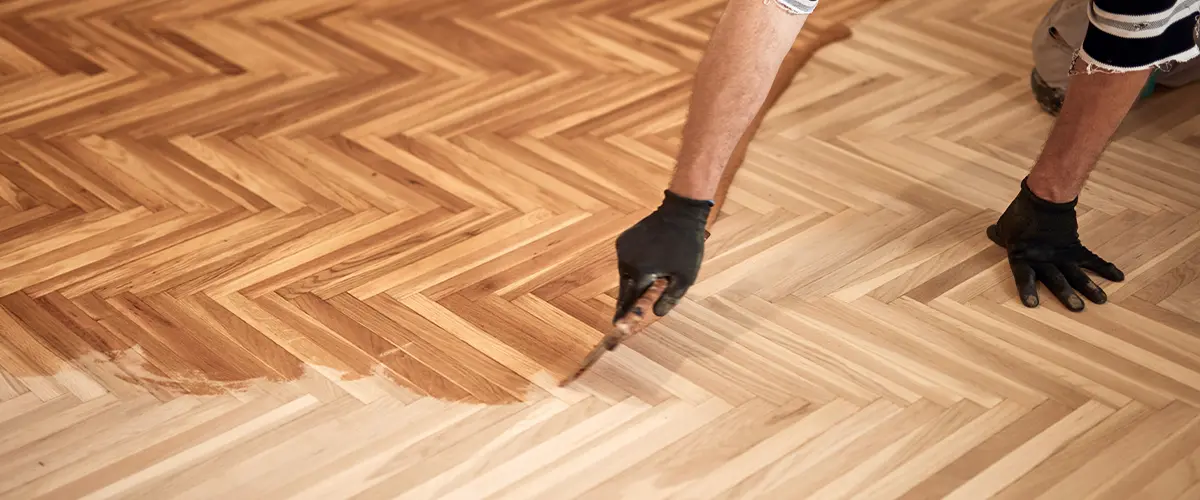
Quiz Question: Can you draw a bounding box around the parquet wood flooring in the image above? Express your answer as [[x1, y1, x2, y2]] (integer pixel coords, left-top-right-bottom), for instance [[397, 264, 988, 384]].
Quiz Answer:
[[2, 0, 1200, 497]]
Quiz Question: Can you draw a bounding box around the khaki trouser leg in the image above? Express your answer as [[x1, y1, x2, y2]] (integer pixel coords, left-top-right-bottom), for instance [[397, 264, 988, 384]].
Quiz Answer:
[[1032, 0, 1089, 90], [1032, 0, 1200, 89]]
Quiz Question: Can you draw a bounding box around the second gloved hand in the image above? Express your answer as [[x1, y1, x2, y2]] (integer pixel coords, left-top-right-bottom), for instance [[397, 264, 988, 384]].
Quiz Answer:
[[988, 178, 1125, 312], [613, 190, 712, 322]]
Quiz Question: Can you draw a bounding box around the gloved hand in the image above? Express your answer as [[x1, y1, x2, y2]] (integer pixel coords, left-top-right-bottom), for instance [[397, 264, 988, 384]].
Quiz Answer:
[[988, 178, 1125, 312], [613, 190, 712, 322]]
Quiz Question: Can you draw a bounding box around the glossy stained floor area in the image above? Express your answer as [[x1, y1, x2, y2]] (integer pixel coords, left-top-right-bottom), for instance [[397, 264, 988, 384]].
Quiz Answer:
[[3, 0, 1200, 497]]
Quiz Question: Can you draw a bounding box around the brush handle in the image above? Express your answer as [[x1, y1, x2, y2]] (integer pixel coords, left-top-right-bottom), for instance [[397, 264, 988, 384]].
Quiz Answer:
[[610, 277, 669, 339]]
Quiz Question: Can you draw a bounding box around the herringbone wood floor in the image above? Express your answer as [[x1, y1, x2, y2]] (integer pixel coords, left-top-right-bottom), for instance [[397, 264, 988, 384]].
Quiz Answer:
[[3, 0, 1200, 496]]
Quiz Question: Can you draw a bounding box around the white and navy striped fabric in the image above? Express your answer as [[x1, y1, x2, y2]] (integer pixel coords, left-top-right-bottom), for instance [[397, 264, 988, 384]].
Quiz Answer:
[[1080, 0, 1200, 72], [771, 0, 818, 15]]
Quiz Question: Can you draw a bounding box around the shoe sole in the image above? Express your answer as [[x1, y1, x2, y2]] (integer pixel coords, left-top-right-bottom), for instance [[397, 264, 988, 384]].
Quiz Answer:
[[1029, 69, 1063, 116]]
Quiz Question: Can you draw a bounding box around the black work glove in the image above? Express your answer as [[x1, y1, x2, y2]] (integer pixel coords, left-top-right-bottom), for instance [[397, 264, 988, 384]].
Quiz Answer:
[[613, 190, 712, 322], [987, 178, 1125, 312]]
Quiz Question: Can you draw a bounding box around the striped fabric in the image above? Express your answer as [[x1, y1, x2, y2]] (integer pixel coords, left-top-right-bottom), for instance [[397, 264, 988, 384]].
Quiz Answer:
[[1079, 0, 1200, 72], [772, 0, 819, 15]]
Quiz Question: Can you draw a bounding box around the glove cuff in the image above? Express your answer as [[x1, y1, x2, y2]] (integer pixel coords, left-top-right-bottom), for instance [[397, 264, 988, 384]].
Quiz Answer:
[[658, 189, 712, 228], [1020, 177, 1076, 213]]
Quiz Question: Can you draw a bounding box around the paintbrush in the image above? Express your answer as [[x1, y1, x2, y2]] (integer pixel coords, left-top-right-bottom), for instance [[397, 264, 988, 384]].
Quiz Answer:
[[559, 277, 668, 386]]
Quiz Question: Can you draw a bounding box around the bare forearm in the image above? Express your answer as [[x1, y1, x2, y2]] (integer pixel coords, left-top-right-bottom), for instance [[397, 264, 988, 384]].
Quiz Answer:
[[667, 1, 809, 200], [1027, 61, 1151, 202]]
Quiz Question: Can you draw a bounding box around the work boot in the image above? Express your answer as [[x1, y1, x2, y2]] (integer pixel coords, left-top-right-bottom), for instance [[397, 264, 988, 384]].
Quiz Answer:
[[1030, 68, 1064, 115]]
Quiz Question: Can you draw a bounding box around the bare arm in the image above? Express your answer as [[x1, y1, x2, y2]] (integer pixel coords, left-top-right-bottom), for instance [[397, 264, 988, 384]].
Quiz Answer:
[[612, 0, 811, 320], [1026, 61, 1152, 202], [667, 0, 811, 200], [992, 59, 1149, 311]]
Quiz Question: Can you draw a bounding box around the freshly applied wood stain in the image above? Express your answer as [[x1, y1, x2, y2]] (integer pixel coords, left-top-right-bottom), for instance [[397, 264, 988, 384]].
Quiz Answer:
[[0, 289, 537, 402], [0, 18, 854, 405]]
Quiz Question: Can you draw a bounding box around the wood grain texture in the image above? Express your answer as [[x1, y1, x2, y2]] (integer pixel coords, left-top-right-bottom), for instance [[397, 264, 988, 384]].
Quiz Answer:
[[2, 0, 1200, 497]]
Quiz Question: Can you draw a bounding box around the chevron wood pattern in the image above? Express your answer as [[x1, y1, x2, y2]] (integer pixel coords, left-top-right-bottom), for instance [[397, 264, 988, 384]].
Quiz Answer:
[[3, 0, 1200, 496]]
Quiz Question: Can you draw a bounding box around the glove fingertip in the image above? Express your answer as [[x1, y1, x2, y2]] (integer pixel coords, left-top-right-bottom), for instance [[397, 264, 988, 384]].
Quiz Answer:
[[1016, 276, 1039, 308], [653, 277, 692, 316], [986, 224, 1004, 248], [653, 294, 680, 317], [1083, 258, 1125, 283], [1012, 263, 1039, 308]]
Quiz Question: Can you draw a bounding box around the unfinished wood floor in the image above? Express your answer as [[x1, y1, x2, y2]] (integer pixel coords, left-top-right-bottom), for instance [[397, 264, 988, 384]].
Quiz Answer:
[[3, 0, 1200, 496]]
